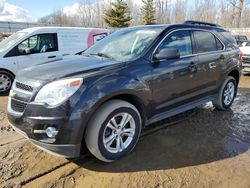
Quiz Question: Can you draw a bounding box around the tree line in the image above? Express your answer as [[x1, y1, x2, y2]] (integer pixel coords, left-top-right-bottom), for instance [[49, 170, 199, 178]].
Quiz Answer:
[[38, 0, 250, 28]]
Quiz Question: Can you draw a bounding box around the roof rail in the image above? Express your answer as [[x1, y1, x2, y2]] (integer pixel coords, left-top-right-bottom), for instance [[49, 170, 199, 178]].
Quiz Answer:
[[183, 20, 221, 27]]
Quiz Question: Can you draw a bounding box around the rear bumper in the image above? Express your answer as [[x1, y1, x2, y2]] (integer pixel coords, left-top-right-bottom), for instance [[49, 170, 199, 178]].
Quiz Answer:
[[10, 122, 81, 158]]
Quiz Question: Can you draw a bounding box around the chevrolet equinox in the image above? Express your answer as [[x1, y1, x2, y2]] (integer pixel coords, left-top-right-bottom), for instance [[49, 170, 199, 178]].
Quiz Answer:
[[7, 21, 241, 162]]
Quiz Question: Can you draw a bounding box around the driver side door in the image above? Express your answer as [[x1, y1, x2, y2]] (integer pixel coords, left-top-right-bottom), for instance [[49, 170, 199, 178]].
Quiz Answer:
[[16, 33, 59, 70], [151, 30, 199, 116]]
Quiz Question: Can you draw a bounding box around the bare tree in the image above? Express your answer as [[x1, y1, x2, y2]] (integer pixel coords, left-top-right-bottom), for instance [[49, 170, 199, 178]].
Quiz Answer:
[[38, 0, 250, 28], [188, 0, 218, 23], [229, 0, 245, 27], [172, 0, 187, 23], [155, 0, 169, 23], [217, 0, 231, 27]]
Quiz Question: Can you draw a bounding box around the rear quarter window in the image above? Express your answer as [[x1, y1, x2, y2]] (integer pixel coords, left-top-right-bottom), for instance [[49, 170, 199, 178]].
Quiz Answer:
[[221, 32, 237, 45]]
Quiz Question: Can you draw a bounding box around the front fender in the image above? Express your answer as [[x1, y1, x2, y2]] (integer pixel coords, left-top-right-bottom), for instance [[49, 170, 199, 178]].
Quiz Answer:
[[72, 73, 152, 144]]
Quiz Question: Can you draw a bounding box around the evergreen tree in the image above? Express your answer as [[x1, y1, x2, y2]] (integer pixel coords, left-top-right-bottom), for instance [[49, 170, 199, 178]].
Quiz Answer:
[[104, 0, 132, 28], [141, 0, 156, 25]]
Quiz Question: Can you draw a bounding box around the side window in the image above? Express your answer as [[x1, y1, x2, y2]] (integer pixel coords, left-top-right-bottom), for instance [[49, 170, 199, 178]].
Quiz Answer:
[[194, 31, 223, 53], [18, 35, 38, 53], [93, 33, 108, 43], [216, 38, 224, 50], [17, 33, 58, 55], [157, 30, 192, 56]]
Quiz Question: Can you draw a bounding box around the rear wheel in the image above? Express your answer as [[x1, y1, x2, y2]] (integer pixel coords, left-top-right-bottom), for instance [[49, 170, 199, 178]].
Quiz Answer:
[[85, 100, 142, 162], [212, 76, 237, 110], [0, 70, 14, 94]]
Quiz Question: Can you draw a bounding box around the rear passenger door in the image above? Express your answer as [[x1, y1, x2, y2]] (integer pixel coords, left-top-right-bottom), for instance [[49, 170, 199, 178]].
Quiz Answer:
[[192, 30, 226, 94]]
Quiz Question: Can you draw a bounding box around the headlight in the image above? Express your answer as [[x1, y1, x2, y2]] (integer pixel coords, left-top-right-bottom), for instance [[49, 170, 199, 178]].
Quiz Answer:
[[35, 78, 83, 106]]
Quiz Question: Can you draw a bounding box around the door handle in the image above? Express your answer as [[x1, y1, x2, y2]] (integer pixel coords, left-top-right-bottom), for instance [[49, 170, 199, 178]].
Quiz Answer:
[[220, 54, 225, 60], [209, 62, 217, 69], [48, 55, 56, 58], [189, 62, 197, 72]]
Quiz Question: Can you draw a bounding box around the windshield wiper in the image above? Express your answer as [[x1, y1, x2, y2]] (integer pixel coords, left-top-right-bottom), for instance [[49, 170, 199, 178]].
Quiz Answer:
[[90, 53, 114, 59]]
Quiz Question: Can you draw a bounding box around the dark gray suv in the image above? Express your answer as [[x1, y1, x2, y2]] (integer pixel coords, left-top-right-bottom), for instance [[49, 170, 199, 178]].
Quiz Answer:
[[7, 21, 241, 162]]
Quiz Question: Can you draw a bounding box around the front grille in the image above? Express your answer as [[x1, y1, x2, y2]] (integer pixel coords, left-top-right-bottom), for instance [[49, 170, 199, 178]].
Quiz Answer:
[[15, 82, 33, 92], [11, 98, 27, 113]]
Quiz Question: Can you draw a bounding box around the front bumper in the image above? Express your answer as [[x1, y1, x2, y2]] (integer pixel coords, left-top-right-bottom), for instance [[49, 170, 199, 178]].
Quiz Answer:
[[7, 96, 84, 158], [10, 123, 81, 158]]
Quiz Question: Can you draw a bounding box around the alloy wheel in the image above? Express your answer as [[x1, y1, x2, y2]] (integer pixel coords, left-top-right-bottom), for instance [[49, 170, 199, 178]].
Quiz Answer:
[[103, 112, 135, 153], [223, 81, 235, 106]]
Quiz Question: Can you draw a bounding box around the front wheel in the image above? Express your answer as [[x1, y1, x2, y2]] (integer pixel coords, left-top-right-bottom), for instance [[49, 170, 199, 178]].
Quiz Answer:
[[212, 76, 237, 110], [0, 70, 14, 94], [85, 100, 142, 162]]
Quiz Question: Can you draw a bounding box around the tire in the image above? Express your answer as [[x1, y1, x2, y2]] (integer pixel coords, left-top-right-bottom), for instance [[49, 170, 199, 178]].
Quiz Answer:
[[0, 70, 14, 94], [212, 76, 237, 110], [85, 99, 142, 162]]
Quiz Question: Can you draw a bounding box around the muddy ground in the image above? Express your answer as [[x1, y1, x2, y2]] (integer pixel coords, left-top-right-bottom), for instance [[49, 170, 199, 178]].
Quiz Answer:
[[0, 77, 250, 188]]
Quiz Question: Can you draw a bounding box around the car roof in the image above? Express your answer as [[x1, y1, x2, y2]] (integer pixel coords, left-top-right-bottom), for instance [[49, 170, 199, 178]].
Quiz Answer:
[[19, 27, 109, 34], [127, 23, 228, 33]]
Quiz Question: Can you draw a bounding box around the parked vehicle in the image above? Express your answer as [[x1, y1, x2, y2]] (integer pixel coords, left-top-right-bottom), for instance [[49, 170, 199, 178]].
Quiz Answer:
[[7, 21, 241, 162], [233, 35, 248, 46], [0, 27, 109, 93], [239, 41, 250, 74]]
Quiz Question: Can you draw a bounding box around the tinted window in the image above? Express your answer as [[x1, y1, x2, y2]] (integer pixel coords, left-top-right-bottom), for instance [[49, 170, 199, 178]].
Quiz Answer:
[[194, 31, 220, 53], [222, 32, 237, 45], [158, 30, 192, 56], [17, 33, 58, 55], [216, 38, 224, 50]]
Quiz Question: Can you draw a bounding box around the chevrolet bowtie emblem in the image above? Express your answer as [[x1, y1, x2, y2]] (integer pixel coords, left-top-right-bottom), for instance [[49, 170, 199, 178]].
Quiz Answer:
[[9, 90, 16, 97]]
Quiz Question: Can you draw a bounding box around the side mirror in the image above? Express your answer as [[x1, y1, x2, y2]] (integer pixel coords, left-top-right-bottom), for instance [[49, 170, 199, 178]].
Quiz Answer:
[[154, 48, 180, 60], [25, 48, 33, 54]]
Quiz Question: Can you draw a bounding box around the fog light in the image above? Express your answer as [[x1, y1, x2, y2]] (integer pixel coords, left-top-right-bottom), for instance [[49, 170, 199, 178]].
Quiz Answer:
[[46, 127, 58, 138]]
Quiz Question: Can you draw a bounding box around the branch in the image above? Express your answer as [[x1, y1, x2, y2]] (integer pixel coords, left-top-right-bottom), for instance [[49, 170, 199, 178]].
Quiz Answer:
[[229, 0, 242, 10]]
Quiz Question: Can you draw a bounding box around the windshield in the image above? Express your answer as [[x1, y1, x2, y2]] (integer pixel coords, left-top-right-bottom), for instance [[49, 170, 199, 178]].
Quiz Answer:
[[84, 27, 163, 61], [0, 32, 27, 52]]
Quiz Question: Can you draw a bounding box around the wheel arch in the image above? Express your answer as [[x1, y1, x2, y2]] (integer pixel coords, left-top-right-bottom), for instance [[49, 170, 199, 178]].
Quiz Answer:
[[228, 69, 240, 84], [85, 92, 147, 131], [0, 68, 15, 79], [80, 92, 147, 153]]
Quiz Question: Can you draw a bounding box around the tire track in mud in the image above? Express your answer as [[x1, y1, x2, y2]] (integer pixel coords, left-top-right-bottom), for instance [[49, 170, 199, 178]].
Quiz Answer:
[[0, 138, 25, 147], [20, 108, 201, 187], [20, 154, 94, 186]]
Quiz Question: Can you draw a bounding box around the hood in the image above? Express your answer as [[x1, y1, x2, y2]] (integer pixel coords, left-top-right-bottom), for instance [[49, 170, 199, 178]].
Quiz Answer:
[[16, 55, 122, 83], [239, 46, 250, 55]]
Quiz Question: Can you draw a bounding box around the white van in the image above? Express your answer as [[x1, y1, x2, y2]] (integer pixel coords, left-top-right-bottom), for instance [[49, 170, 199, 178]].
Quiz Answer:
[[0, 27, 109, 93]]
